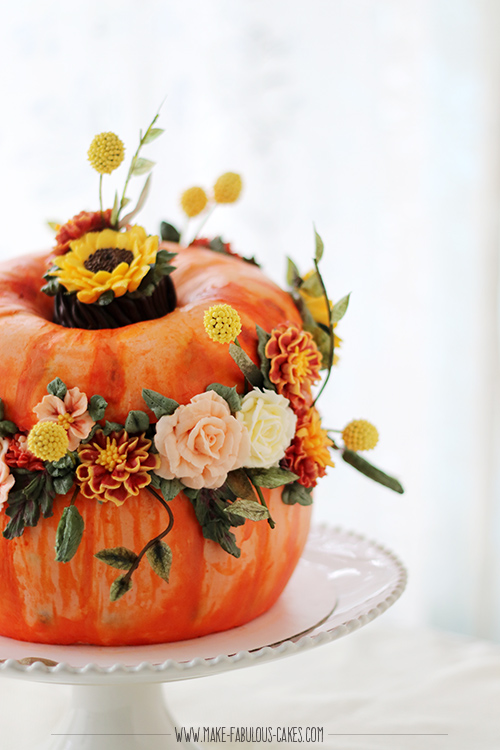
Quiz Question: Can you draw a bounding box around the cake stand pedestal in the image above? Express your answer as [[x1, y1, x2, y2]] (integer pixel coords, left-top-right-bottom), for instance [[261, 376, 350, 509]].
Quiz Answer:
[[0, 526, 406, 750]]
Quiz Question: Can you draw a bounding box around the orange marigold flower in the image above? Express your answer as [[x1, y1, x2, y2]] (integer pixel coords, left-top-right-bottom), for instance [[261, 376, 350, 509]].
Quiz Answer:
[[284, 407, 334, 488], [265, 323, 322, 414], [5, 434, 45, 472], [53, 209, 113, 256], [76, 430, 160, 507]]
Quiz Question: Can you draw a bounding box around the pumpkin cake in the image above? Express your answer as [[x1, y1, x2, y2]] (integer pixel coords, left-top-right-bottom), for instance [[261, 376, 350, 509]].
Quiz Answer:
[[0, 118, 403, 646]]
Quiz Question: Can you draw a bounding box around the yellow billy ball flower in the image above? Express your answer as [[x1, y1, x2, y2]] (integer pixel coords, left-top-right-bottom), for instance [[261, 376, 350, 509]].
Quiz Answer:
[[88, 132, 125, 175], [28, 422, 69, 462], [204, 304, 242, 344], [180, 186, 208, 218], [213, 172, 242, 204], [342, 420, 379, 452]]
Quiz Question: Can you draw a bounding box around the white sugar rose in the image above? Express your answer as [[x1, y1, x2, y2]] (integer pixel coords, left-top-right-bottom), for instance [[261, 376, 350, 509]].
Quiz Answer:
[[236, 388, 297, 469]]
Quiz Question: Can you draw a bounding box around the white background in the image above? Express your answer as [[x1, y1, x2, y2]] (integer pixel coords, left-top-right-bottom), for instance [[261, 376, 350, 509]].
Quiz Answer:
[[0, 0, 499, 642]]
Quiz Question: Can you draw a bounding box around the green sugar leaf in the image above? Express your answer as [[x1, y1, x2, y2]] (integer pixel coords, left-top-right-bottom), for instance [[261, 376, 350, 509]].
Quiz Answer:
[[281, 482, 313, 506], [224, 498, 269, 522], [146, 541, 172, 582], [309, 324, 332, 370], [0, 420, 18, 437], [89, 394, 108, 422], [47, 377, 67, 400], [159, 477, 184, 502], [53, 474, 75, 496], [160, 221, 181, 243], [94, 547, 138, 571], [142, 127, 164, 145], [225, 469, 257, 502], [110, 576, 133, 602], [131, 157, 155, 176], [110, 190, 119, 227], [118, 173, 152, 228], [55, 506, 85, 563], [46, 452, 76, 476], [331, 293, 351, 324], [342, 450, 404, 494], [255, 325, 273, 388], [39, 474, 56, 518], [206, 383, 241, 412], [97, 289, 115, 306], [300, 271, 323, 298], [248, 467, 299, 489], [103, 421, 124, 436], [209, 236, 225, 253], [314, 227, 324, 262], [286, 256, 301, 288], [228, 344, 264, 388], [142, 388, 179, 418], [124, 410, 150, 434], [41, 278, 60, 297]]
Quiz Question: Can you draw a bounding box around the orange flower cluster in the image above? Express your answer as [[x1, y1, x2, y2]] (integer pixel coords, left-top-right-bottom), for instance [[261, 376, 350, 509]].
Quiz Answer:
[[265, 323, 322, 415], [53, 209, 113, 256], [76, 430, 159, 506], [284, 407, 334, 488]]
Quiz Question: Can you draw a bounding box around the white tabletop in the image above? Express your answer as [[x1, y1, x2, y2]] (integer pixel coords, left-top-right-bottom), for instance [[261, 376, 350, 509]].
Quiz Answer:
[[0, 622, 498, 749]]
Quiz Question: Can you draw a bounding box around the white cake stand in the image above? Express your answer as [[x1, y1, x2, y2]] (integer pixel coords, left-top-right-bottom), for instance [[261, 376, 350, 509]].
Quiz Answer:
[[0, 526, 406, 750]]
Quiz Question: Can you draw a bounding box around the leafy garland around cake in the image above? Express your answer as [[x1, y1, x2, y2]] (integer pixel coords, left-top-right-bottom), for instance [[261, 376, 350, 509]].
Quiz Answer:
[[0, 113, 403, 601]]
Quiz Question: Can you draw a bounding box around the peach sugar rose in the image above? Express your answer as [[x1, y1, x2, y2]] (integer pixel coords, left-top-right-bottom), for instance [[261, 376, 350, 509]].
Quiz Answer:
[[154, 390, 250, 490]]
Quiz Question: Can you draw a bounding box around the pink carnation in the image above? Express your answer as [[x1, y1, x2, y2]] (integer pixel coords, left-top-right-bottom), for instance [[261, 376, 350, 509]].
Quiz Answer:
[[33, 387, 95, 451], [0, 437, 15, 511], [154, 390, 250, 490]]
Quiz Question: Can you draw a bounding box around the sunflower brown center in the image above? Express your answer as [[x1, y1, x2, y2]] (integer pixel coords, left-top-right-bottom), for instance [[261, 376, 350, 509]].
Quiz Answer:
[[84, 248, 134, 274]]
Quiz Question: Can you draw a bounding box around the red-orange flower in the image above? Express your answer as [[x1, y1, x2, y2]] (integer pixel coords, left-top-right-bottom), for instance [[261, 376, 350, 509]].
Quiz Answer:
[[76, 430, 159, 507], [265, 323, 322, 414], [5, 434, 45, 472], [284, 407, 334, 488], [53, 209, 113, 256]]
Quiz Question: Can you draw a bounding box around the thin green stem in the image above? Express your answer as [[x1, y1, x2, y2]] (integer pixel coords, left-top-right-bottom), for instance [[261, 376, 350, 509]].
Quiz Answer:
[[70, 486, 80, 506], [190, 205, 216, 244], [312, 258, 334, 406], [178, 216, 190, 246], [120, 484, 174, 585], [99, 175, 103, 215], [252, 481, 276, 529], [118, 112, 160, 223]]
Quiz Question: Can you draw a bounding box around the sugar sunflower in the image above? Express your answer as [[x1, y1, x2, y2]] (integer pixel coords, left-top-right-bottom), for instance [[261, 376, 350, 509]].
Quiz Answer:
[[49, 226, 158, 304]]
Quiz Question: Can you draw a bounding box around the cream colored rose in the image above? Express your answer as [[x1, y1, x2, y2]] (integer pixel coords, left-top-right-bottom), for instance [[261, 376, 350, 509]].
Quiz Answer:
[[236, 388, 297, 469], [0, 437, 15, 511], [154, 390, 250, 490]]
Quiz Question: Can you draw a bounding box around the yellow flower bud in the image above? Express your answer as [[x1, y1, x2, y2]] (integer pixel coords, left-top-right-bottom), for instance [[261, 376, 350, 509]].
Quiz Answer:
[[203, 304, 242, 344], [213, 172, 242, 204], [342, 420, 379, 452], [88, 132, 125, 175], [28, 421, 69, 462], [180, 186, 208, 218]]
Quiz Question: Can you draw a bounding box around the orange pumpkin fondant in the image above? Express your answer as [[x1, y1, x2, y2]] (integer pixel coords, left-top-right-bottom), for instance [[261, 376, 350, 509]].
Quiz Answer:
[[0, 244, 312, 645]]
